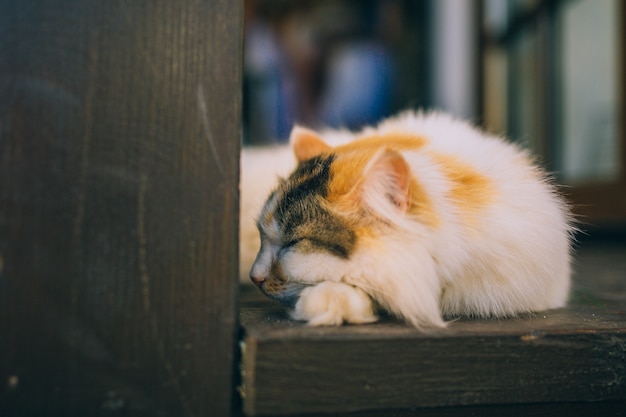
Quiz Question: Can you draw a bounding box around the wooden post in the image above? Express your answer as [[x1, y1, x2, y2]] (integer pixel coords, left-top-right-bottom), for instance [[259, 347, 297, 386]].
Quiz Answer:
[[0, 1, 242, 415]]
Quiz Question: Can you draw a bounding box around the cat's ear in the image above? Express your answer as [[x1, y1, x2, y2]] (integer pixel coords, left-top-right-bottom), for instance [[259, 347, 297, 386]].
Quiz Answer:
[[359, 148, 411, 213], [290, 126, 331, 162]]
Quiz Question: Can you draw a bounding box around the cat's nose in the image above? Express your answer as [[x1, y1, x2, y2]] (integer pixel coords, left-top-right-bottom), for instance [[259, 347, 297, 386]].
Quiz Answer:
[[250, 272, 265, 286]]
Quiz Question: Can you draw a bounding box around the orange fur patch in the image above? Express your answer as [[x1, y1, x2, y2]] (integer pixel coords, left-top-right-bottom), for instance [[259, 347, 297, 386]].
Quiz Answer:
[[431, 153, 495, 215], [327, 132, 429, 198], [323, 132, 439, 228], [337, 132, 428, 154]]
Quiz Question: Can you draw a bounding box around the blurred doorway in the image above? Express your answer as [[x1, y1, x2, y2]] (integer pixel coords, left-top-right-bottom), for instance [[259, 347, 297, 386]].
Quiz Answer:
[[482, 0, 625, 226]]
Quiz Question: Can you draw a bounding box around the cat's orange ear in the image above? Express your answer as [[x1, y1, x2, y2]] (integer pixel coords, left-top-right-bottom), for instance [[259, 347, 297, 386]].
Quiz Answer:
[[360, 148, 411, 213], [290, 126, 331, 162]]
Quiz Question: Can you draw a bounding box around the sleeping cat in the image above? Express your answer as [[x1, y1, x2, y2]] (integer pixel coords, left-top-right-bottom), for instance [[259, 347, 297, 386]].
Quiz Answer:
[[245, 111, 573, 328]]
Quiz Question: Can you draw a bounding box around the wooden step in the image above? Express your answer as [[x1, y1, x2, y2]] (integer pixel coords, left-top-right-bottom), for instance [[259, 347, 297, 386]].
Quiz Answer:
[[239, 242, 626, 416]]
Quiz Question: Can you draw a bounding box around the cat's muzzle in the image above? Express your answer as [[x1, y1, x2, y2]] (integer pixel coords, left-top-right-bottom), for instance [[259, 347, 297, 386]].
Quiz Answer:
[[252, 275, 309, 309]]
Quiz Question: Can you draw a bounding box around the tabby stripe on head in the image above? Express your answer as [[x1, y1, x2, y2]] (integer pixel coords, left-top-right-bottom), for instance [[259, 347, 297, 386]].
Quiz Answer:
[[283, 155, 334, 200], [275, 154, 356, 258]]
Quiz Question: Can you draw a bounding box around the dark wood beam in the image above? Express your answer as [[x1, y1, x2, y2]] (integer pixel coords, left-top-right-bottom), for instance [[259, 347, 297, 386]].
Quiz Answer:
[[0, 1, 242, 415]]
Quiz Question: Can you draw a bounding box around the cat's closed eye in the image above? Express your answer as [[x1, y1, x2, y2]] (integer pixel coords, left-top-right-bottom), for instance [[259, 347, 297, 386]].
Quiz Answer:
[[283, 238, 304, 249], [277, 240, 300, 258]]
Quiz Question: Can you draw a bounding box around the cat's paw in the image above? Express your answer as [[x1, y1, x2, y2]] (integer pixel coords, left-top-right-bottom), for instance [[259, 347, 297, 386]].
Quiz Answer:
[[292, 282, 378, 326]]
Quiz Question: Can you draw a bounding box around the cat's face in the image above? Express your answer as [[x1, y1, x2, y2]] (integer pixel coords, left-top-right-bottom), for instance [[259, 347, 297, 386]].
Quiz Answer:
[[250, 154, 357, 306], [250, 126, 417, 307]]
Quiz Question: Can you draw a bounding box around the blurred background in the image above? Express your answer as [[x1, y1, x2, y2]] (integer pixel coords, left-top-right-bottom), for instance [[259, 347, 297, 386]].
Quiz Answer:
[[242, 0, 625, 230]]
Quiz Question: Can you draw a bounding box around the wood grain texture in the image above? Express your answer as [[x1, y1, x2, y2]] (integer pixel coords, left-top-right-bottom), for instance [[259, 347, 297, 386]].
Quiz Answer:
[[0, 1, 241, 416], [242, 301, 626, 416], [236, 401, 626, 417], [240, 243, 626, 416]]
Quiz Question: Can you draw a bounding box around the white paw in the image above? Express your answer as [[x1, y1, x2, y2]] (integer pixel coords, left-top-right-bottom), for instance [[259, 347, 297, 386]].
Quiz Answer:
[[292, 282, 378, 326]]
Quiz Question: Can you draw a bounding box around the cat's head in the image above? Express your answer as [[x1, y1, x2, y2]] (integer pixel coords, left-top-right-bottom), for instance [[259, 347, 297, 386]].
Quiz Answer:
[[249, 125, 418, 308]]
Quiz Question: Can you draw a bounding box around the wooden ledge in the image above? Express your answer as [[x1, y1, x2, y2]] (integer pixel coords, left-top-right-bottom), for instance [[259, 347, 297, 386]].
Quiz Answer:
[[239, 243, 626, 416]]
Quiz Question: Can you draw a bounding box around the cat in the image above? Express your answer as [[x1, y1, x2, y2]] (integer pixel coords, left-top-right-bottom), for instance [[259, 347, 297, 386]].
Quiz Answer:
[[244, 111, 573, 328]]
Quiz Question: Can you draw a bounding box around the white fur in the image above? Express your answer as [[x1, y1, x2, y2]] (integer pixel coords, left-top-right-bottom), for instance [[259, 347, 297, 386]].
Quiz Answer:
[[243, 111, 573, 327], [293, 282, 377, 326]]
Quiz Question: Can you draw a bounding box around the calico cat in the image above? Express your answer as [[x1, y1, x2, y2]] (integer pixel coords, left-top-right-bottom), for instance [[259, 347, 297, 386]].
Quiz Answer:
[[246, 111, 573, 328]]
